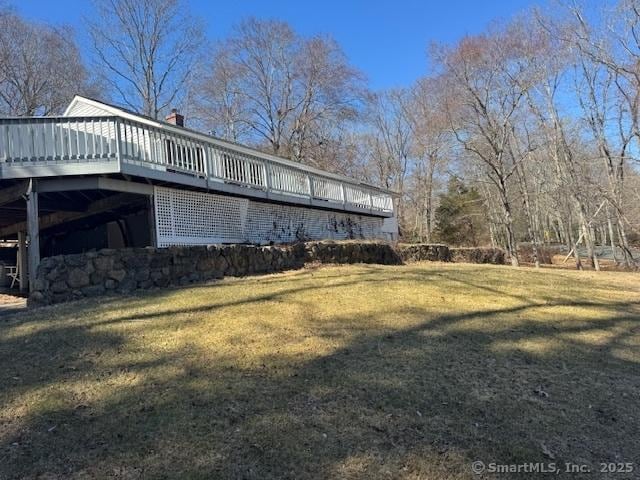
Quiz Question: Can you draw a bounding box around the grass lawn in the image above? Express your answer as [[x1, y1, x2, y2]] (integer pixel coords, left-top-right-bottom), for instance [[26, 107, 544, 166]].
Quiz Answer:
[[1, 262, 639, 479]]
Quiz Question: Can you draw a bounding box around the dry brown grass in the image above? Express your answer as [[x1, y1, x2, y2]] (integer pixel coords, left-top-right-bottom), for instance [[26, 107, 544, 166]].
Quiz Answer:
[[1, 262, 639, 479]]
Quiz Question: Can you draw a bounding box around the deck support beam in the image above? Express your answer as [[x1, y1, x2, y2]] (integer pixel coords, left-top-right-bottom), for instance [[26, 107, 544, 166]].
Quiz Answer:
[[36, 177, 153, 195], [0, 181, 28, 208], [26, 179, 40, 293], [0, 192, 144, 238], [148, 195, 157, 247]]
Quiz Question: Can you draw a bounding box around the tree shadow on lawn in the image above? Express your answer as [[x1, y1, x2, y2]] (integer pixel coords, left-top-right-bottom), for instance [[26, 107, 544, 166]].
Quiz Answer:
[[1, 269, 639, 479], [49, 265, 606, 326]]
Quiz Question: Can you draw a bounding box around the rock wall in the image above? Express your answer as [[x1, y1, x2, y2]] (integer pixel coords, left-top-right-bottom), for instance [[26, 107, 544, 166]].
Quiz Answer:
[[393, 244, 505, 265], [449, 247, 506, 265], [395, 244, 451, 262], [31, 241, 401, 306], [304, 241, 401, 265], [30, 242, 507, 306]]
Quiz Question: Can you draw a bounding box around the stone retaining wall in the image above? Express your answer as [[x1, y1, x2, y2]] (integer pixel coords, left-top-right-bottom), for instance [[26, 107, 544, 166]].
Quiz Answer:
[[30, 242, 506, 306], [393, 244, 506, 265], [30, 241, 401, 306], [304, 241, 401, 265], [449, 247, 506, 265], [395, 243, 451, 262]]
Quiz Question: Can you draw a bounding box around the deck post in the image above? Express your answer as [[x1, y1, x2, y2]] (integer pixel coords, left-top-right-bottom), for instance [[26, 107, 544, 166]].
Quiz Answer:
[[17, 231, 27, 292], [148, 194, 157, 247], [26, 179, 40, 293], [263, 160, 271, 192]]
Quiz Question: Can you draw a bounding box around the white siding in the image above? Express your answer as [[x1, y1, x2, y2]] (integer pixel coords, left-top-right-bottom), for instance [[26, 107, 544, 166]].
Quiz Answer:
[[65, 100, 112, 117]]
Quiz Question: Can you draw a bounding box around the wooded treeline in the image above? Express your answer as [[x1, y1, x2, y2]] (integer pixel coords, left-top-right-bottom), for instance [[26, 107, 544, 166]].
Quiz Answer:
[[0, 0, 639, 268]]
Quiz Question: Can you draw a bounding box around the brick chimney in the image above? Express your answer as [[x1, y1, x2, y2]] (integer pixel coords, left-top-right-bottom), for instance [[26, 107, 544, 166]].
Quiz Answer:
[[165, 108, 184, 127]]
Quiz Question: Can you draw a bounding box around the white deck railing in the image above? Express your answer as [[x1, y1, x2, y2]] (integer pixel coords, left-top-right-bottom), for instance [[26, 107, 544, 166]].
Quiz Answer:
[[0, 116, 118, 162], [0, 115, 394, 214]]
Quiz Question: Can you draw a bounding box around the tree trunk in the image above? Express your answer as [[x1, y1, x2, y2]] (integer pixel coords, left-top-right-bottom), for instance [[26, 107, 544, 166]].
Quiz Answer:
[[495, 179, 519, 267], [607, 214, 618, 264], [579, 210, 600, 271], [616, 220, 635, 268], [515, 162, 540, 268], [424, 168, 434, 243], [565, 220, 583, 271], [503, 199, 519, 267], [488, 222, 497, 249], [553, 217, 563, 244]]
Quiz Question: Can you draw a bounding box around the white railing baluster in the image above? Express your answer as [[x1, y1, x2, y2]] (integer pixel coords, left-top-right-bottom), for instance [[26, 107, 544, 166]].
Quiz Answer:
[[73, 120, 79, 161], [152, 128, 159, 166], [62, 121, 68, 160], [142, 125, 148, 164], [134, 123, 141, 162], [176, 135, 183, 169], [184, 137, 190, 171], [182, 138, 191, 173], [128, 121, 134, 160], [182, 137, 188, 170], [16, 124, 23, 161], [90, 119, 96, 159], [40, 121, 46, 160], [47, 121, 53, 161], [82, 120, 88, 160], [120, 120, 127, 159], [307, 174, 314, 199], [129, 121, 135, 161], [143, 126, 149, 163], [159, 128, 166, 166], [114, 119, 122, 167], [170, 134, 177, 168], [2, 124, 7, 161], [232, 153, 237, 182], [186, 137, 193, 172], [100, 120, 105, 158], [210, 147, 218, 177], [178, 135, 185, 169], [14, 124, 21, 161]]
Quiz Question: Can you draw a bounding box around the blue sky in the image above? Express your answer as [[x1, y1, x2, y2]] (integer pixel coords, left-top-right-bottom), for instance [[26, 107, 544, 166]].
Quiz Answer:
[[13, 0, 538, 90]]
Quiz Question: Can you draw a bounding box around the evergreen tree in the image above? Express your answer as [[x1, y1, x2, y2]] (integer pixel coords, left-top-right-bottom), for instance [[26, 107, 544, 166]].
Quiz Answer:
[[434, 177, 488, 246]]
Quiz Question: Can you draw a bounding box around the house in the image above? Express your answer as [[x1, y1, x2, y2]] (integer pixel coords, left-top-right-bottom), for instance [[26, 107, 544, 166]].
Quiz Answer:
[[0, 96, 398, 293]]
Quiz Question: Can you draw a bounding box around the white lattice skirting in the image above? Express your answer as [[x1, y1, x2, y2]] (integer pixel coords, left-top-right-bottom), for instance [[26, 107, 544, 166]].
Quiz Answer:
[[154, 186, 391, 247]]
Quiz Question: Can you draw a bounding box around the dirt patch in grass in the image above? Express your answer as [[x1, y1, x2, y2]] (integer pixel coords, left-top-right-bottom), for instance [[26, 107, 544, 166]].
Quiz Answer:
[[1, 263, 639, 479], [0, 293, 26, 316]]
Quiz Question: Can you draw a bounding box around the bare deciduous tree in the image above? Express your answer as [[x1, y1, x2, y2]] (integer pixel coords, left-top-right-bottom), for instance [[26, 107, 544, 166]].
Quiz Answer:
[[432, 21, 545, 266], [405, 77, 452, 242], [0, 9, 90, 115], [88, 0, 205, 119], [196, 18, 364, 168], [568, 2, 638, 267], [363, 89, 413, 231]]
